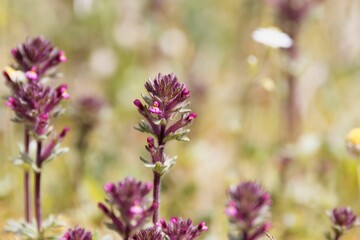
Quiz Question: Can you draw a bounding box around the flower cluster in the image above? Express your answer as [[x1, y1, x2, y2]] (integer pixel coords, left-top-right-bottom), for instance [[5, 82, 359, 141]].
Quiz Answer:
[[130, 227, 164, 240], [60, 226, 92, 240], [225, 181, 272, 240], [159, 217, 208, 240], [98, 177, 154, 238], [73, 96, 104, 133], [134, 73, 196, 175], [11, 36, 66, 81], [326, 207, 359, 240]]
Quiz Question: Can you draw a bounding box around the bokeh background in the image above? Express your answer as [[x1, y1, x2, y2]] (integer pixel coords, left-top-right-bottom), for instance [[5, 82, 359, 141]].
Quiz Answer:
[[1, 0, 360, 239]]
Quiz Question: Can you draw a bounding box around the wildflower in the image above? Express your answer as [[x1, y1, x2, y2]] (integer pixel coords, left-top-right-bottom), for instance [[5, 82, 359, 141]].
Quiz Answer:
[[60, 226, 92, 240], [98, 177, 154, 238], [226, 181, 272, 240], [346, 128, 360, 157], [326, 207, 359, 239], [131, 227, 164, 240], [159, 217, 208, 240], [252, 27, 293, 49], [11, 36, 66, 78]]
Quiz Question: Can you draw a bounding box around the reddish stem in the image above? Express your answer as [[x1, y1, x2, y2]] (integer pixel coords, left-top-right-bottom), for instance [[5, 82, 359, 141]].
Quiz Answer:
[[35, 141, 42, 233], [24, 128, 31, 223]]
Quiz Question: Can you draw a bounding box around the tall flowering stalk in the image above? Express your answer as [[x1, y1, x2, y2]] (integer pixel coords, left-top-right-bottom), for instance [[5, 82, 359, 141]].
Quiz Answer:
[[4, 36, 69, 238], [133, 73, 197, 224], [326, 207, 360, 240], [265, 0, 322, 141], [98, 177, 154, 239], [225, 181, 272, 240]]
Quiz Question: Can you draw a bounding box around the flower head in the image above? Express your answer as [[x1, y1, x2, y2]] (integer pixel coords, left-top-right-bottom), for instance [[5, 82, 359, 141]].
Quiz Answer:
[[11, 36, 66, 78], [159, 217, 208, 240], [98, 177, 153, 237], [131, 227, 164, 240], [226, 181, 272, 240], [60, 226, 92, 240], [327, 207, 359, 231]]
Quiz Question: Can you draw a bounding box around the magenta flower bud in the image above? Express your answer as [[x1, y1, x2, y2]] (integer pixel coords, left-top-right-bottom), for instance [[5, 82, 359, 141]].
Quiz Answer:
[[98, 202, 110, 214], [147, 137, 155, 148], [149, 101, 162, 114], [59, 127, 70, 139], [131, 227, 164, 240], [130, 205, 143, 214], [181, 84, 190, 97], [56, 84, 70, 99], [104, 182, 116, 193], [58, 51, 67, 62], [185, 113, 197, 122], [5, 97, 16, 109], [25, 68, 39, 82], [11, 48, 18, 56], [198, 222, 208, 231], [133, 99, 144, 111]]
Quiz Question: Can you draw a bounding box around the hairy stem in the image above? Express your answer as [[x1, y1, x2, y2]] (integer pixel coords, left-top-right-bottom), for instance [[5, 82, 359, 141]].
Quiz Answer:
[[24, 128, 31, 223], [35, 141, 42, 233], [152, 172, 161, 224], [152, 124, 166, 224]]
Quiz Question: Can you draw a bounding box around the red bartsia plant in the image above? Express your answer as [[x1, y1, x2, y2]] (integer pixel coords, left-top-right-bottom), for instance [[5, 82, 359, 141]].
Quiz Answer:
[[326, 207, 360, 240], [134, 73, 197, 224], [60, 226, 93, 240], [98, 177, 154, 239], [159, 217, 208, 240], [226, 181, 272, 240], [3, 36, 69, 239]]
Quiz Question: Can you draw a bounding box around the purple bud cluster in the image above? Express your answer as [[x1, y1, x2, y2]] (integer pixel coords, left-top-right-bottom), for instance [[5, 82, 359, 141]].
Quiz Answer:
[[327, 206, 359, 238], [159, 217, 208, 240], [226, 181, 272, 240], [130, 227, 164, 240], [134, 73, 197, 149], [98, 177, 154, 238], [11, 36, 66, 81], [60, 226, 92, 240]]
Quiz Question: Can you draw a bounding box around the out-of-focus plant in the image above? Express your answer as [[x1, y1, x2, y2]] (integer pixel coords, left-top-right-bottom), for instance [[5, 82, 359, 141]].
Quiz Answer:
[[159, 217, 208, 240], [262, 0, 323, 142], [98, 177, 154, 239], [3, 36, 69, 239], [60, 226, 93, 240], [71, 95, 104, 194], [225, 181, 272, 240], [325, 207, 360, 240]]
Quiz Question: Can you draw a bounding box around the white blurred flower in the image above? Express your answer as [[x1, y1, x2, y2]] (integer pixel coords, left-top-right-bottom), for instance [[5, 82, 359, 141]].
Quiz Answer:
[[159, 28, 188, 57], [89, 48, 118, 77], [252, 27, 293, 49]]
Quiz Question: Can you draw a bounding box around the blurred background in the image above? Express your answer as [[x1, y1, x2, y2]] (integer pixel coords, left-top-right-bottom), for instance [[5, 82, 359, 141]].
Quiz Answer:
[[1, 0, 360, 239]]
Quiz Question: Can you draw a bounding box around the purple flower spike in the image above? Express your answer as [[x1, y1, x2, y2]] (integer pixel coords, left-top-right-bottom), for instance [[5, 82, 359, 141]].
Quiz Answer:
[[130, 227, 164, 240], [11, 36, 66, 77], [226, 181, 272, 240], [160, 217, 208, 240], [98, 177, 153, 238], [328, 206, 359, 230], [60, 226, 92, 240]]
